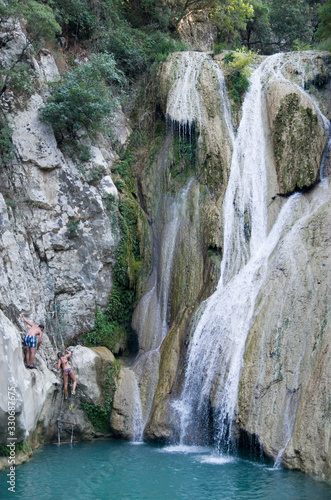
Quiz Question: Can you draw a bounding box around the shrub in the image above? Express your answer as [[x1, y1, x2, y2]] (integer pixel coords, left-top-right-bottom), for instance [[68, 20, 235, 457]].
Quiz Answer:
[[40, 53, 125, 139], [224, 49, 255, 103], [0, 0, 61, 45], [0, 117, 15, 166], [0, 63, 35, 97]]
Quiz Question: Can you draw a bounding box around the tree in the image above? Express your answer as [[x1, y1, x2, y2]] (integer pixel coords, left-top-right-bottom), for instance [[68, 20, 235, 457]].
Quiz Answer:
[[241, 0, 271, 50], [0, 0, 61, 44], [266, 0, 314, 50], [315, 0, 331, 40]]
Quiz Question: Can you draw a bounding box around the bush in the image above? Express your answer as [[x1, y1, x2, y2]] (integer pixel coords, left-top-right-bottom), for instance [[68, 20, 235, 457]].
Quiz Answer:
[[0, 63, 35, 96], [224, 49, 255, 103], [40, 53, 125, 139], [0, 0, 61, 44], [99, 23, 187, 77], [0, 117, 15, 166]]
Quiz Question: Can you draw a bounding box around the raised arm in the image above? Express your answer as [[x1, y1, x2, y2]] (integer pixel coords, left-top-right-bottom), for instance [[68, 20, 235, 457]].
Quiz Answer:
[[21, 314, 34, 327], [65, 349, 71, 359]]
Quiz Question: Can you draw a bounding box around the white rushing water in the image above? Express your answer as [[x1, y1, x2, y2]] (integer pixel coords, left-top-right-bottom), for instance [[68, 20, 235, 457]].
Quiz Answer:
[[166, 51, 207, 137], [174, 53, 330, 455]]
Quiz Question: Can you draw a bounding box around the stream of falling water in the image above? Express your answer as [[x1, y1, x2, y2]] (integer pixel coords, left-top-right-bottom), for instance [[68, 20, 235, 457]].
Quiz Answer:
[[131, 181, 194, 440], [174, 53, 329, 459]]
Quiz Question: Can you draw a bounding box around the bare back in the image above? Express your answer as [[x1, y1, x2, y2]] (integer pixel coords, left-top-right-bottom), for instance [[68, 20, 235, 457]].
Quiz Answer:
[[26, 325, 42, 337]]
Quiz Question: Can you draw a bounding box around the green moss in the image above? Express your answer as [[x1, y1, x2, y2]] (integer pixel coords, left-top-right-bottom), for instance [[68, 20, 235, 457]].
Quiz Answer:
[[166, 133, 197, 195], [85, 150, 151, 355], [81, 361, 120, 433], [273, 93, 320, 193]]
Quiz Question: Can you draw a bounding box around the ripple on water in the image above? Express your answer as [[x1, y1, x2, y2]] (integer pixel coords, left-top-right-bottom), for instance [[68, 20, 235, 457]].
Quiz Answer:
[[160, 444, 210, 454], [198, 455, 236, 465]]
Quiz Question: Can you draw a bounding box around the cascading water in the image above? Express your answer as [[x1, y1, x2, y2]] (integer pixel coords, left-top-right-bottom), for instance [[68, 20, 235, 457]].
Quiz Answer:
[[129, 52, 213, 440], [131, 178, 195, 439], [174, 52, 330, 459]]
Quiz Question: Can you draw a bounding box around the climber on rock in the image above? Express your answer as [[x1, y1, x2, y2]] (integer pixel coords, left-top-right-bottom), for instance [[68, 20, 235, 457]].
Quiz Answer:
[[57, 350, 77, 399], [21, 313, 44, 369]]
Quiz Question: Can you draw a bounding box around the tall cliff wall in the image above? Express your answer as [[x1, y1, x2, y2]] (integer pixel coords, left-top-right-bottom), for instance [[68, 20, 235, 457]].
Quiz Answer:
[[0, 20, 131, 462]]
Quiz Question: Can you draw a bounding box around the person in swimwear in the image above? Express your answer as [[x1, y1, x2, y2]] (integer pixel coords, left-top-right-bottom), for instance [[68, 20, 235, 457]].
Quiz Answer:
[[57, 350, 77, 399], [21, 313, 44, 369]]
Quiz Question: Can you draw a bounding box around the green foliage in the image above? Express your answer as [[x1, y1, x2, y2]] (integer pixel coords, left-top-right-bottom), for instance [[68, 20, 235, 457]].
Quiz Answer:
[[224, 49, 254, 103], [212, 0, 255, 45], [0, 63, 35, 97], [0, 117, 15, 167], [81, 360, 120, 432], [85, 172, 141, 355], [67, 217, 80, 234], [266, 0, 314, 51], [0, 444, 10, 457], [0, 441, 31, 457], [292, 39, 312, 51], [315, 38, 331, 52], [315, 0, 331, 41], [48, 0, 123, 40], [40, 53, 124, 139], [25, 0, 62, 43], [0, 0, 61, 44], [227, 70, 250, 102], [225, 47, 256, 75], [5, 198, 16, 208], [99, 25, 187, 77]]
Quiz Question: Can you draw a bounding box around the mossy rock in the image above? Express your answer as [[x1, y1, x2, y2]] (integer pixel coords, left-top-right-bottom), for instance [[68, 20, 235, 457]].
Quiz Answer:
[[267, 81, 328, 194]]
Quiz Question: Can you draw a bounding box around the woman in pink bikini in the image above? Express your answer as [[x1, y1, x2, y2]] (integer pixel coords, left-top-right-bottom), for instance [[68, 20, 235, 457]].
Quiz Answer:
[[57, 349, 77, 399]]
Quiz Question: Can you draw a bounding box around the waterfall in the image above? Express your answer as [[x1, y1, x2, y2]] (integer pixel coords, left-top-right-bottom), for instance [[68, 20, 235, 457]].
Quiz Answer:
[[166, 51, 207, 137], [174, 53, 329, 456], [131, 181, 194, 437]]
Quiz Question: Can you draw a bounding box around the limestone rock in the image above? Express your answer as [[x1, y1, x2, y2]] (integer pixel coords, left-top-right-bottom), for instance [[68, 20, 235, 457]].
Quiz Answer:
[[32, 50, 60, 84], [177, 10, 218, 51], [266, 80, 328, 194], [0, 312, 60, 444], [0, 19, 27, 69], [11, 94, 66, 170], [110, 367, 141, 440], [238, 183, 331, 480]]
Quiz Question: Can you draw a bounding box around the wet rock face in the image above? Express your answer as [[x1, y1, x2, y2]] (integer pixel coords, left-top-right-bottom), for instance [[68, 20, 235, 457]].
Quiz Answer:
[[266, 81, 328, 194], [157, 51, 232, 196], [238, 185, 331, 481]]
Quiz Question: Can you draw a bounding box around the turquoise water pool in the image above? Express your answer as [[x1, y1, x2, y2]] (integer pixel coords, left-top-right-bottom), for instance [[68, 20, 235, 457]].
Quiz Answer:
[[0, 440, 330, 499]]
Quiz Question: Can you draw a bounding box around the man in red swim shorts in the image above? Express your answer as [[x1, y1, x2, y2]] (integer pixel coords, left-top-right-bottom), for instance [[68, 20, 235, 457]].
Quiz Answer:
[[57, 349, 77, 399]]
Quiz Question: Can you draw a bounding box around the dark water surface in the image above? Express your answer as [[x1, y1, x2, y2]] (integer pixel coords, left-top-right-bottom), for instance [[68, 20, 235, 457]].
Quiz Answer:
[[0, 440, 330, 499]]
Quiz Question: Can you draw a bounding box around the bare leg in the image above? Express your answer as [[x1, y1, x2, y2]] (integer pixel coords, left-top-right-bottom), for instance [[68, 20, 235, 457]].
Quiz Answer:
[[25, 347, 31, 367], [69, 370, 77, 393], [63, 372, 68, 398], [30, 347, 36, 367]]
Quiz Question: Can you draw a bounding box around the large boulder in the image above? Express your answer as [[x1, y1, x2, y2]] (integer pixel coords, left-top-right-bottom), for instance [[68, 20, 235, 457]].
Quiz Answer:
[[266, 80, 328, 194]]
